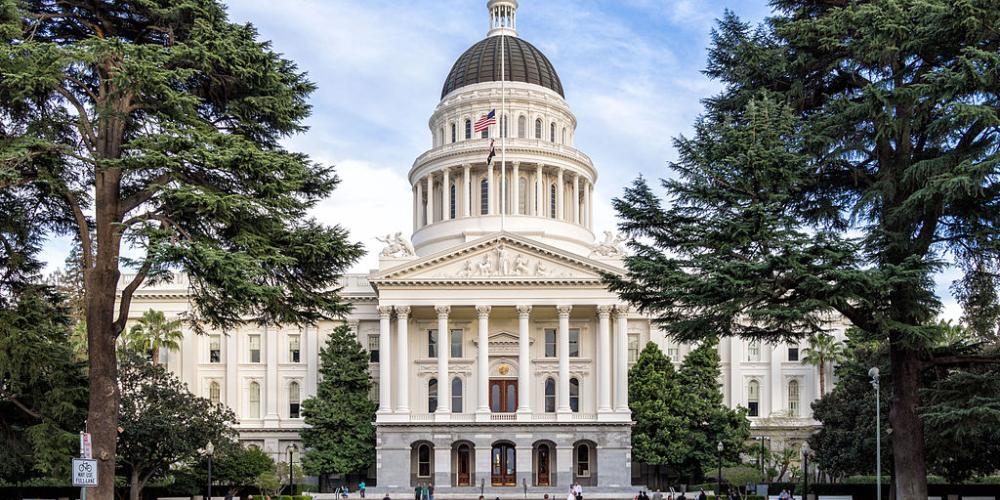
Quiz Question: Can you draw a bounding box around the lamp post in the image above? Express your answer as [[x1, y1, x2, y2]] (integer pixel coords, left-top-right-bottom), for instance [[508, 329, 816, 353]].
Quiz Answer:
[[801, 442, 809, 500], [205, 441, 214, 500], [753, 436, 771, 485], [869, 367, 881, 500], [288, 446, 295, 496], [716, 441, 724, 496]]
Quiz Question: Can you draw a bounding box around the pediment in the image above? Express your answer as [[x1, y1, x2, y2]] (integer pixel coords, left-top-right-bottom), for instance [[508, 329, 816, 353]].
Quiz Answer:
[[370, 233, 623, 285]]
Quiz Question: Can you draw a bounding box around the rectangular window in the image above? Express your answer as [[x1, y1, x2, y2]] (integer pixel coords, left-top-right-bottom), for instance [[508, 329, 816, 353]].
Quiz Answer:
[[368, 334, 380, 363], [544, 328, 556, 358], [288, 335, 300, 363], [249, 335, 261, 363], [428, 329, 438, 358], [788, 343, 799, 362], [666, 345, 679, 363], [747, 341, 761, 362], [480, 179, 489, 215], [628, 334, 640, 363], [289, 383, 301, 419], [748, 401, 759, 417], [209, 334, 221, 363], [569, 328, 580, 357], [450, 329, 463, 358], [480, 128, 488, 139]]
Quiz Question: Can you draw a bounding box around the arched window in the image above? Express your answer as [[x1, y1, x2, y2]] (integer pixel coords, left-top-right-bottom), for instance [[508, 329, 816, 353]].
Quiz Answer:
[[480, 178, 489, 215], [549, 184, 557, 218], [788, 380, 799, 416], [452, 377, 463, 413], [450, 123, 457, 143], [570, 378, 580, 412], [747, 341, 761, 361], [747, 380, 760, 417], [501, 115, 508, 138], [449, 183, 457, 219], [465, 119, 472, 139], [562, 127, 567, 144], [248, 382, 261, 419], [438, 127, 444, 146], [428, 378, 438, 413], [417, 444, 431, 477], [576, 443, 591, 477], [518, 177, 527, 214], [550, 122, 556, 142], [518, 115, 527, 138], [535, 118, 542, 139], [289, 381, 301, 418], [544, 378, 556, 413], [209, 381, 220, 405]]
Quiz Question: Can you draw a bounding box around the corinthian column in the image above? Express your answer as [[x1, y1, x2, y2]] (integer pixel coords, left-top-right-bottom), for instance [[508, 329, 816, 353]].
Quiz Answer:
[[572, 173, 580, 224], [516, 305, 532, 414], [395, 306, 410, 414], [425, 174, 434, 224], [614, 305, 629, 413], [476, 305, 491, 416], [377, 306, 393, 414], [436, 305, 451, 416], [441, 167, 451, 221], [557, 305, 572, 414], [596, 305, 613, 413]]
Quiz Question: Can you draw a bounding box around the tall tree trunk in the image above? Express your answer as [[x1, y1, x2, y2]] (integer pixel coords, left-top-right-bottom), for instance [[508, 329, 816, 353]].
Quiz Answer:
[[818, 360, 825, 395], [151, 348, 159, 365], [87, 162, 124, 500], [130, 469, 142, 500], [888, 341, 927, 499]]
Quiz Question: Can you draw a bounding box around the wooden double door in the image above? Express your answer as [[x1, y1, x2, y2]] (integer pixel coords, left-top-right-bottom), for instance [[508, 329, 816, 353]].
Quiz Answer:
[[491, 443, 516, 486], [489, 379, 517, 413]]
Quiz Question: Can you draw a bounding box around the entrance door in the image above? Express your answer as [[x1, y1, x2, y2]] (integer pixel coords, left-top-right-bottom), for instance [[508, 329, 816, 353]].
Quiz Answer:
[[491, 443, 516, 486], [457, 445, 471, 486], [537, 444, 551, 486], [489, 380, 518, 413]]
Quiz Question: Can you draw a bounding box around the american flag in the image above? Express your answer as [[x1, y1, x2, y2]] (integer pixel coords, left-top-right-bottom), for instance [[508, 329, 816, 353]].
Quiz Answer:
[[474, 109, 496, 133]]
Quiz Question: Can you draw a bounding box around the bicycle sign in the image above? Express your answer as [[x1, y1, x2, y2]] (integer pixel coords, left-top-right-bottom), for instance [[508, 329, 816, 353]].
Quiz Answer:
[[72, 458, 98, 486]]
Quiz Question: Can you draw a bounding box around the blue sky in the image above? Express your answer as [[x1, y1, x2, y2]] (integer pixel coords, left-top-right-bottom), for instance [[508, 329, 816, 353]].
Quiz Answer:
[[38, 0, 963, 319]]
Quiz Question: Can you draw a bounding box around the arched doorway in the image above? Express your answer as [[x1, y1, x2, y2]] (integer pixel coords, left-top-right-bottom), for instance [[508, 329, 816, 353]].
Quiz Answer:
[[534, 441, 554, 486], [491, 442, 516, 486], [453, 442, 473, 486]]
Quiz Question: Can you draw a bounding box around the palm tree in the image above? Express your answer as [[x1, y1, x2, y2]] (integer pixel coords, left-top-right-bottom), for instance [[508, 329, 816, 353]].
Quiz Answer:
[[800, 333, 846, 395], [125, 309, 183, 364]]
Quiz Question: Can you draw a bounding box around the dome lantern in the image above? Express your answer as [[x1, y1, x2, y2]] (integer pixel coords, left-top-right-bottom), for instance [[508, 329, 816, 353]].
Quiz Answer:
[[487, 0, 518, 37]]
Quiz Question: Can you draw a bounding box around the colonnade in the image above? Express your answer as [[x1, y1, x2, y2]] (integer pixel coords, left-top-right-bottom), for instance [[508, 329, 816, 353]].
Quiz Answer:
[[412, 163, 594, 231], [375, 304, 630, 420]]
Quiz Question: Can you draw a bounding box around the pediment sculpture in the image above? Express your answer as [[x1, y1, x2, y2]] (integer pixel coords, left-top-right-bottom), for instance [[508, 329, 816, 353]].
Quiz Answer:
[[377, 232, 416, 258], [454, 244, 560, 278], [590, 231, 625, 258]]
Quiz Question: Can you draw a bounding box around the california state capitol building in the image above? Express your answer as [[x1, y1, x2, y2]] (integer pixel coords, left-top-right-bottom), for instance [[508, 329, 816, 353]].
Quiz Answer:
[[121, 0, 841, 494]]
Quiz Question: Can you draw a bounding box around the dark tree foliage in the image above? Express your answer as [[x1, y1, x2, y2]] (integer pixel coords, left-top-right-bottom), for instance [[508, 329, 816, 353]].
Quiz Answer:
[[117, 354, 236, 500], [0, 284, 87, 483], [608, 2, 1000, 496], [629, 341, 748, 487], [0, 2, 364, 497], [301, 325, 377, 478]]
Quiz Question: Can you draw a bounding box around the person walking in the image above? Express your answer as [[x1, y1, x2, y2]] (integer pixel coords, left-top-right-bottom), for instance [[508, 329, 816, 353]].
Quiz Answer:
[[698, 490, 708, 500], [428, 483, 434, 500], [359, 481, 366, 498], [414, 482, 423, 500], [573, 482, 583, 500]]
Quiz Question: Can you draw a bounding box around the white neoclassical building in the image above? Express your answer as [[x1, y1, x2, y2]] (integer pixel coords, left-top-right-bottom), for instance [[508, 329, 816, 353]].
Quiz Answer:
[[122, 0, 839, 494]]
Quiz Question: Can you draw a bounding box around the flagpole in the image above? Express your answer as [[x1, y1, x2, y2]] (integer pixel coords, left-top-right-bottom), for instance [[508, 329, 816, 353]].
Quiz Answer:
[[500, 32, 506, 232]]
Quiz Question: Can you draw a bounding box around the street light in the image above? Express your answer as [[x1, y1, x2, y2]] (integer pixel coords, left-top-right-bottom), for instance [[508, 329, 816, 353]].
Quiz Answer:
[[205, 441, 214, 500], [869, 367, 881, 500], [753, 436, 771, 485], [288, 446, 296, 496], [801, 442, 809, 500], [716, 441, 724, 496]]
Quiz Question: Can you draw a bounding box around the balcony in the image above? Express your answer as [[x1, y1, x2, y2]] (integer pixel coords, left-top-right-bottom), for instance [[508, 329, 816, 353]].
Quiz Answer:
[[377, 412, 621, 424]]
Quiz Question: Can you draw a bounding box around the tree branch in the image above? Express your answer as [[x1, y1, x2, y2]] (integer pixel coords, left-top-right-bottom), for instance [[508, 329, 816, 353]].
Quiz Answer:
[[53, 85, 97, 150], [113, 258, 153, 336], [120, 172, 173, 215], [923, 355, 1000, 368], [0, 388, 43, 420], [61, 187, 94, 271]]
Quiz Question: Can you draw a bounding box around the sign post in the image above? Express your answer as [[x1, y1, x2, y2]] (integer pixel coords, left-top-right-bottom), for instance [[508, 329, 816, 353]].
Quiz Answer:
[[76, 432, 95, 500]]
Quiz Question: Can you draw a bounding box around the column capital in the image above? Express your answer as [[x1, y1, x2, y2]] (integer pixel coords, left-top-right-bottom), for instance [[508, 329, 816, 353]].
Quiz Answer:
[[463, 163, 471, 170], [476, 305, 492, 317], [516, 305, 532, 317], [395, 305, 411, 317], [556, 305, 572, 317], [614, 304, 630, 317], [377, 306, 393, 318], [512, 161, 520, 168], [596, 305, 614, 317], [439, 165, 451, 174], [435, 305, 451, 317]]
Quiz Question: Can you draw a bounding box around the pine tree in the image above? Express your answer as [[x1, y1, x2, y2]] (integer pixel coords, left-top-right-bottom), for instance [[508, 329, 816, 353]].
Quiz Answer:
[[608, 1, 1000, 494], [0, 2, 364, 497], [301, 325, 377, 480]]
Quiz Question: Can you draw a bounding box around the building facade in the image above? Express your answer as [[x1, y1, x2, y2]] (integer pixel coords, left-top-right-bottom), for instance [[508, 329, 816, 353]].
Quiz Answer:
[[123, 0, 839, 494]]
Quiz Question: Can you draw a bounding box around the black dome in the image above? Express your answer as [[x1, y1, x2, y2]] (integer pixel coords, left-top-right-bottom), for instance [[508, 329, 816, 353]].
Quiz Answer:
[[441, 35, 564, 99]]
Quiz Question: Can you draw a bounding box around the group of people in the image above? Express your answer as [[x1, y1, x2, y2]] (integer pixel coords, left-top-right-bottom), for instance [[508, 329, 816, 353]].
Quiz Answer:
[[413, 481, 435, 500], [633, 489, 742, 500]]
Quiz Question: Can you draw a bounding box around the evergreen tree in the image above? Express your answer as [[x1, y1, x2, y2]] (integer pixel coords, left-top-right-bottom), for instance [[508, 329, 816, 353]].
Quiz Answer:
[[301, 325, 377, 479], [629, 342, 685, 488], [0, 2, 364, 497], [676, 339, 750, 483], [608, 1, 1000, 493]]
